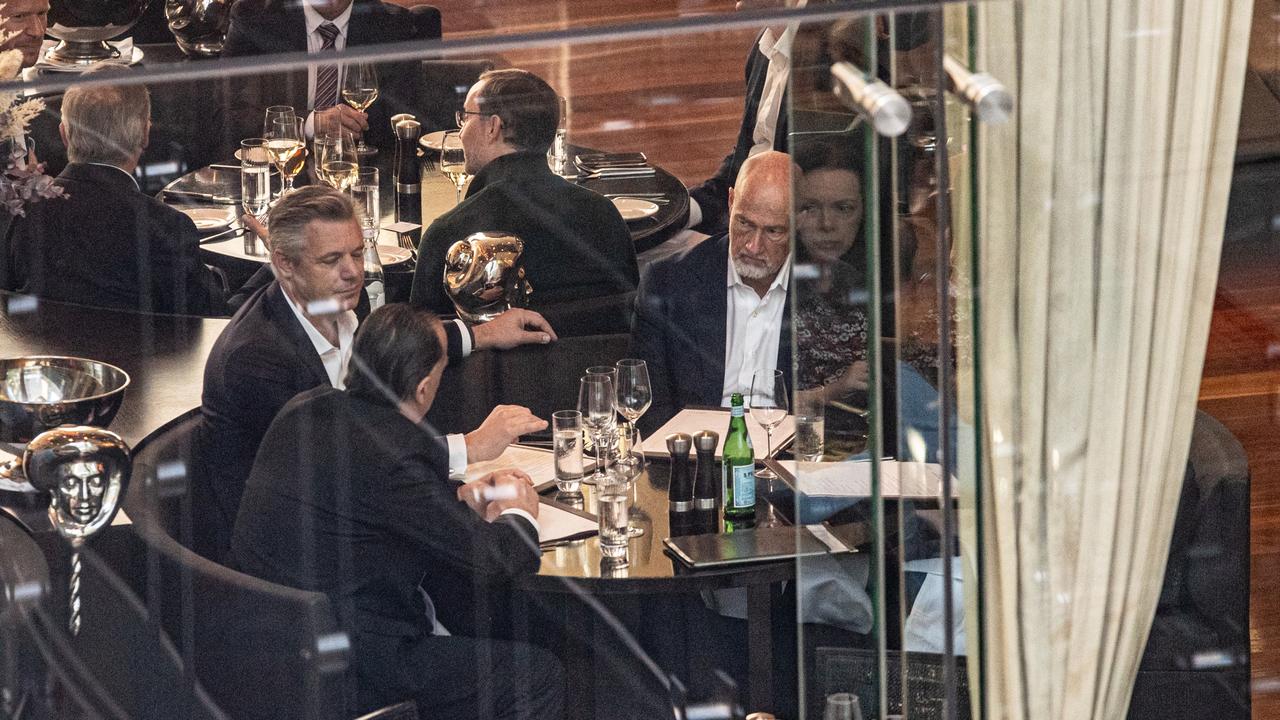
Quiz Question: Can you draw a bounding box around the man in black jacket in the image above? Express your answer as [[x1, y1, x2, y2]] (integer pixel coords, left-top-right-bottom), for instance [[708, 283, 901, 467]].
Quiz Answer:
[[197, 186, 555, 561], [230, 303, 562, 719], [1, 77, 227, 316], [409, 69, 638, 315], [220, 0, 442, 148]]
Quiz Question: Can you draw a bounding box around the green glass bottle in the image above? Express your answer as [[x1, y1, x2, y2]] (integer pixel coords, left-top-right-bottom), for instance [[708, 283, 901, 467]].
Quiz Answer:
[[722, 392, 756, 524]]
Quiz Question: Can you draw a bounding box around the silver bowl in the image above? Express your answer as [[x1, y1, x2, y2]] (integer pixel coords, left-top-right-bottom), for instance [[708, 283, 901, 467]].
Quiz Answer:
[[0, 356, 130, 445], [46, 0, 152, 64]]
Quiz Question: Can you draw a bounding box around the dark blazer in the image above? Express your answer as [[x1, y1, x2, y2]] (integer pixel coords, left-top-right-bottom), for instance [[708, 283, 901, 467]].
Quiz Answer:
[[629, 234, 791, 434], [195, 279, 466, 560], [688, 34, 789, 236], [0, 163, 227, 316], [409, 151, 639, 314], [228, 385, 539, 675], [220, 0, 442, 151]]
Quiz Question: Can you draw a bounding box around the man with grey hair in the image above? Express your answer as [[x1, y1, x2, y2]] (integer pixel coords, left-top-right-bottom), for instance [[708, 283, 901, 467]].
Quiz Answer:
[[0, 76, 227, 316], [630, 150, 796, 432], [197, 185, 552, 561]]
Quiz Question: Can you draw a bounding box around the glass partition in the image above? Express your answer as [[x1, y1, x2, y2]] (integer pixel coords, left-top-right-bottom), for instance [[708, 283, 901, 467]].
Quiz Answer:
[[0, 0, 1263, 719]]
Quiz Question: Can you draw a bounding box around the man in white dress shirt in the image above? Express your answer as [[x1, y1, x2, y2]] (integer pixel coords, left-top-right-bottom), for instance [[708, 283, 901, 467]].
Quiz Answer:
[[686, 0, 806, 235], [631, 150, 796, 432]]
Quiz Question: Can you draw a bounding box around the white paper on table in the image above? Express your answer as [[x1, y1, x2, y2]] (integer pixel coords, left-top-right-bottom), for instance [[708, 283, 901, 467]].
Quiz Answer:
[[776, 459, 949, 500], [535, 499, 598, 544], [642, 408, 795, 460], [462, 445, 560, 492]]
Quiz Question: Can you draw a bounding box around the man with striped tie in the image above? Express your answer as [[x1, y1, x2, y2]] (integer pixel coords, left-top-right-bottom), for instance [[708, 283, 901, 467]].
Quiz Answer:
[[220, 0, 442, 150]]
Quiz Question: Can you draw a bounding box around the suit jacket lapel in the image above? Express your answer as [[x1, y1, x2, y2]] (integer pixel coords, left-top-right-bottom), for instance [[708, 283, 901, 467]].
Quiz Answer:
[[697, 237, 730, 405], [266, 283, 331, 388]]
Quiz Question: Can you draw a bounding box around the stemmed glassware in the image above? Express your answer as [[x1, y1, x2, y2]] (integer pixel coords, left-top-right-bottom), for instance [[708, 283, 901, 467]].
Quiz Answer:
[[267, 116, 305, 196], [262, 105, 294, 139], [439, 130, 469, 205], [749, 369, 789, 480], [341, 63, 379, 158], [613, 359, 651, 467], [578, 374, 615, 486], [314, 130, 358, 192]]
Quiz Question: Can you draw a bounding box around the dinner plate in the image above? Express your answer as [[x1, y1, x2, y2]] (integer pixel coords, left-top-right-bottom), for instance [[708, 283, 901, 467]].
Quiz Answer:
[[418, 130, 447, 152], [180, 207, 235, 231], [377, 245, 413, 266], [611, 197, 660, 222]]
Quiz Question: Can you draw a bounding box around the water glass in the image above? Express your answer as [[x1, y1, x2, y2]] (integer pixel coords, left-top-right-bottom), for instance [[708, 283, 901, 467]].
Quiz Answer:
[[352, 167, 379, 231], [239, 138, 271, 224], [823, 693, 863, 720], [794, 390, 826, 462], [596, 470, 629, 560], [552, 410, 584, 493], [547, 95, 569, 175]]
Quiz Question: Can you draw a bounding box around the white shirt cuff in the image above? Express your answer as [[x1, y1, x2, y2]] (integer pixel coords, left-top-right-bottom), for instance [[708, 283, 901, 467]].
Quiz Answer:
[[304, 111, 316, 139], [446, 433, 467, 478], [685, 198, 703, 229], [450, 318, 472, 357], [499, 507, 540, 535]]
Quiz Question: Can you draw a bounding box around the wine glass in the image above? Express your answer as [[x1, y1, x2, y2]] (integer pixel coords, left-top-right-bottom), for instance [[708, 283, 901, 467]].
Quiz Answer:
[[268, 116, 305, 196], [314, 130, 358, 192], [262, 105, 294, 139], [613, 359, 651, 468], [749, 369, 789, 480], [578, 375, 615, 486], [341, 63, 379, 157], [439, 130, 468, 205]]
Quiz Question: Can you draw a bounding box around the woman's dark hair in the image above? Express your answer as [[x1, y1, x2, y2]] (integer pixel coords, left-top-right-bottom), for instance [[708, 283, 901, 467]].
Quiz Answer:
[[794, 136, 864, 177], [344, 304, 443, 405]]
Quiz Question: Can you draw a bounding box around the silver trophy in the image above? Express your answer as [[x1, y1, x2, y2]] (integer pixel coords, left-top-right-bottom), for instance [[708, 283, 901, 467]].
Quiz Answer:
[[45, 0, 151, 65], [24, 425, 131, 636], [0, 356, 130, 486], [443, 231, 533, 323]]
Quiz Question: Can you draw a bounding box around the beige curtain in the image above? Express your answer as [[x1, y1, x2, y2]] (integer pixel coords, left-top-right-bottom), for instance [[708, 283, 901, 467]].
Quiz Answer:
[[961, 0, 1254, 717]]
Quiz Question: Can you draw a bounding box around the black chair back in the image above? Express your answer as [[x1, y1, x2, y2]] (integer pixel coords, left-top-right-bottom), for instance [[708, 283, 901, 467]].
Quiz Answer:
[[126, 418, 353, 720]]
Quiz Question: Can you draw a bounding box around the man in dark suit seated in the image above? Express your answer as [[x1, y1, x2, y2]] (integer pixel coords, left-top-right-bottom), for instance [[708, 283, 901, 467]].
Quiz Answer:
[[0, 76, 228, 316], [198, 186, 554, 560], [220, 0, 442, 148], [409, 69, 638, 315], [630, 150, 794, 433], [230, 303, 563, 719]]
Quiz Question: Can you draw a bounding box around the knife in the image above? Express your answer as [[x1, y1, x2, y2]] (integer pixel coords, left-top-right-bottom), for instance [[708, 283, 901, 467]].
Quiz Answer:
[[165, 189, 238, 204]]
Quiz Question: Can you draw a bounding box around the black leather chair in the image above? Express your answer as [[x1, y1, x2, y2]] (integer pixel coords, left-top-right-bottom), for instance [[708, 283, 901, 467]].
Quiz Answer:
[[125, 415, 363, 720]]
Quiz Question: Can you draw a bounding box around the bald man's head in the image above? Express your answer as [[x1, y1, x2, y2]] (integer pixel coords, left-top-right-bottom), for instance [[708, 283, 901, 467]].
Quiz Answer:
[[727, 151, 795, 288]]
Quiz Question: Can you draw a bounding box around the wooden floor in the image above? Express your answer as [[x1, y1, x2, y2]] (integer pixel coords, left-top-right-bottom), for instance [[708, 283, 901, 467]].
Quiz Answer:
[[422, 2, 1280, 714]]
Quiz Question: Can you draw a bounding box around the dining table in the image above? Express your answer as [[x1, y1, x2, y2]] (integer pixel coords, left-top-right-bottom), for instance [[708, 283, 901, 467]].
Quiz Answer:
[[162, 141, 692, 301]]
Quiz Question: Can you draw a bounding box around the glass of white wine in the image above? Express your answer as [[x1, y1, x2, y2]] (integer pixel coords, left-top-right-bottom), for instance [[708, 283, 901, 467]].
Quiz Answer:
[[341, 63, 379, 158], [439, 130, 468, 205], [267, 116, 305, 196], [314, 130, 358, 192]]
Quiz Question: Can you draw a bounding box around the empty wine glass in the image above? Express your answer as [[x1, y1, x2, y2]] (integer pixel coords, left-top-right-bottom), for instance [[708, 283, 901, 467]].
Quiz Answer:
[[262, 105, 294, 140], [749, 369, 789, 480], [578, 374, 615, 486], [439, 130, 468, 205], [314, 130, 358, 192], [341, 63, 379, 158], [268, 116, 305, 195], [614, 359, 651, 468]]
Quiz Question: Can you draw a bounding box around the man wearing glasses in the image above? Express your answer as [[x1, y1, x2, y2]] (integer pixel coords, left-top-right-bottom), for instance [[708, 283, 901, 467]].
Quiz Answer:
[[630, 150, 795, 433], [409, 69, 638, 316]]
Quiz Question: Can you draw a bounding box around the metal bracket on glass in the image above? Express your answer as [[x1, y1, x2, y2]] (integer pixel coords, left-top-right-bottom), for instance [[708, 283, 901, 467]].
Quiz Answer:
[[942, 55, 1013, 124], [829, 61, 912, 138]]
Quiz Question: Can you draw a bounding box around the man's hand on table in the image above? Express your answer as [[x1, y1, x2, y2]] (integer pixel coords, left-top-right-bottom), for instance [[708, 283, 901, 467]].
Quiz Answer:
[[472, 309, 558, 350], [314, 105, 368, 135], [457, 469, 540, 521], [464, 405, 547, 462]]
